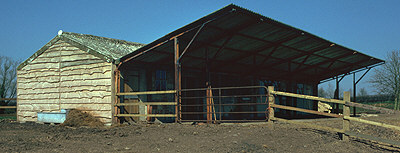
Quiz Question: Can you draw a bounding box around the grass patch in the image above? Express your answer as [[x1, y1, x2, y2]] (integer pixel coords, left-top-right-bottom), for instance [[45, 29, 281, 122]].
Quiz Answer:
[[332, 101, 395, 114], [352, 101, 394, 114]]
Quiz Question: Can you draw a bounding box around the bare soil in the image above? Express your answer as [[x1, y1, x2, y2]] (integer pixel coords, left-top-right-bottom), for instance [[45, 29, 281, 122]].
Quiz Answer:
[[1, 114, 399, 153]]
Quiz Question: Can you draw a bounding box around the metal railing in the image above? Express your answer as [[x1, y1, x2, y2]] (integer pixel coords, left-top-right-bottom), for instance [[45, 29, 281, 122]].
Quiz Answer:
[[114, 86, 269, 123], [178, 86, 268, 123]]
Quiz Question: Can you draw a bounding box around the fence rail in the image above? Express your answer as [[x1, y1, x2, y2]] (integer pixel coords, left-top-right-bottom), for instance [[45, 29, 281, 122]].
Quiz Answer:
[[116, 90, 176, 96], [115, 102, 177, 106], [271, 104, 342, 118], [0, 98, 17, 109], [268, 86, 400, 147], [270, 90, 345, 104], [0, 106, 17, 109]]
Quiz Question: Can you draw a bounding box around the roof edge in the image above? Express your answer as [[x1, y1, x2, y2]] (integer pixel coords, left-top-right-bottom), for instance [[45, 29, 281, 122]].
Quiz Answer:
[[17, 33, 117, 71], [17, 36, 61, 70], [119, 4, 237, 62], [119, 4, 384, 65]]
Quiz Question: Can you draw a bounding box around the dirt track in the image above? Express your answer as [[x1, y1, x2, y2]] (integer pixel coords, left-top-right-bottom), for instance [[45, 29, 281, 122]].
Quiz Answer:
[[1, 115, 399, 153]]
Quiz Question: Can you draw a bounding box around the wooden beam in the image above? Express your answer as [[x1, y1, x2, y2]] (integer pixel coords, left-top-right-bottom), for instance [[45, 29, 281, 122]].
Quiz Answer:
[[346, 101, 397, 114], [344, 116, 400, 131], [273, 117, 345, 133], [116, 114, 177, 117], [115, 102, 177, 106], [0, 98, 17, 101], [346, 131, 400, 150], [0, 106, 17, 109], [271, 104, 342, 118], [116, 90, 177, 96], [270, 90, 345, 104]]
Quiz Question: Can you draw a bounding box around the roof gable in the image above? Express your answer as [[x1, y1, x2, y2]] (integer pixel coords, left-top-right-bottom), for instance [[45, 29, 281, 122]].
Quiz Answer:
[[18, 32, 145, 70]]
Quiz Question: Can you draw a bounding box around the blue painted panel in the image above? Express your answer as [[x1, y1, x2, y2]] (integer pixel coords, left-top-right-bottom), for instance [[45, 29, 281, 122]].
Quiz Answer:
[[37, 109, 68, 123]]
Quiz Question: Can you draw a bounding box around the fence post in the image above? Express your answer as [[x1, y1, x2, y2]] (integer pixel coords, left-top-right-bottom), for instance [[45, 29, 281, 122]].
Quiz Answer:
[[342, 91, 350, 141], [268, 86, 275, 122]]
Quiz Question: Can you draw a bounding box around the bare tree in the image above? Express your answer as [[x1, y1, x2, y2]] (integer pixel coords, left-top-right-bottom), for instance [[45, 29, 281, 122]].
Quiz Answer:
[[369, 50, 400, 110], [318, 87, 327, 98], [318, 83, 336, 98], [358, 87, 368, 97], [0, 56, 19, 108]]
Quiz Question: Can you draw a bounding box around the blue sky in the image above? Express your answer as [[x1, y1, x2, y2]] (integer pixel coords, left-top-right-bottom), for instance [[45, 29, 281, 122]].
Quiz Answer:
[[1, 0, 399, 94]]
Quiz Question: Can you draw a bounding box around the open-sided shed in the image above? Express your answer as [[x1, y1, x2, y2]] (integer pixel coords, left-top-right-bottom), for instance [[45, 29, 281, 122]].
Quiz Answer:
[[17, 4, 384, 124], [116, 4, 384, 122]]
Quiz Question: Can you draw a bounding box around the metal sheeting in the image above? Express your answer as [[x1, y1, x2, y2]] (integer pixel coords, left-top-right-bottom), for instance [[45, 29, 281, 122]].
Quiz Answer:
[[120, 4, 384, 83]]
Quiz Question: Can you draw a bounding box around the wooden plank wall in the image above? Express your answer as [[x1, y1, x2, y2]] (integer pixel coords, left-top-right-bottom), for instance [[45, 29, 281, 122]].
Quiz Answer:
[[17, 40, 113, 124]]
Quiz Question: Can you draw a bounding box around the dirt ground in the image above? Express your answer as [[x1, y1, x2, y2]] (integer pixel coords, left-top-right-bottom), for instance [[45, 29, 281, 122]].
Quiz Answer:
[[1, 114, 400, 153]]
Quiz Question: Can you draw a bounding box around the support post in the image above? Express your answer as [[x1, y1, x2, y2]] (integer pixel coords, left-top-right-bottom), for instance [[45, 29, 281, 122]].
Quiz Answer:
[[352, 68, 371, 116], [334, 77, 339, 113], [342, 91, 350, 141], [268, 86, 275, 121], [113, 69, 120, 124], [174, 37, 182, 122], [334, 75, 345, 113], [353, 73, 356, 116], [119, 71, 125, 124], [111, 65, 117, 124]]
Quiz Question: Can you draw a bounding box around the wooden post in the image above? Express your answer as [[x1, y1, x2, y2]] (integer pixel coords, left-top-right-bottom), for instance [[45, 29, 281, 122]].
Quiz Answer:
[[111, 65, 116, 124], [342, 91, 350, 141], [353, 73, 357, 116], [112, 68, 120, 124], [206, 84, 212, 123], [268, 86, 275, 121], [334, 77, 339, 114], [174, 37, 181, 122]]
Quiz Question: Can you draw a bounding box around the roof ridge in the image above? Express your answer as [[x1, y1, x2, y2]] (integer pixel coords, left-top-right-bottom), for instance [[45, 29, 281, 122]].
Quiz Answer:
[[61, 31, 145, 46]]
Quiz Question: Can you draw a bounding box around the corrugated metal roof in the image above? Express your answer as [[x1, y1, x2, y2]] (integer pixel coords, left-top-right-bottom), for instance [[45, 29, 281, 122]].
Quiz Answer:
[[120, 4, 384, 83], [18, 32, 145, 70]]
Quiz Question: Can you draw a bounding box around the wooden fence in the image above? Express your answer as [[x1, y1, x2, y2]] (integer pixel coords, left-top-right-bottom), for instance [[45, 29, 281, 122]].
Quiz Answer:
[[267, 86, 400, 148], [0, 98, 17, 120], [114, 86, 400, 148], [0, 98, 17, 109]]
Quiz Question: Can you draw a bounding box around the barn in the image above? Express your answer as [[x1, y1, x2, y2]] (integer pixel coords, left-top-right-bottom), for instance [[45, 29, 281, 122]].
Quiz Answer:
[[16, 32, 144, 124], [17, 4, 384, 124]]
